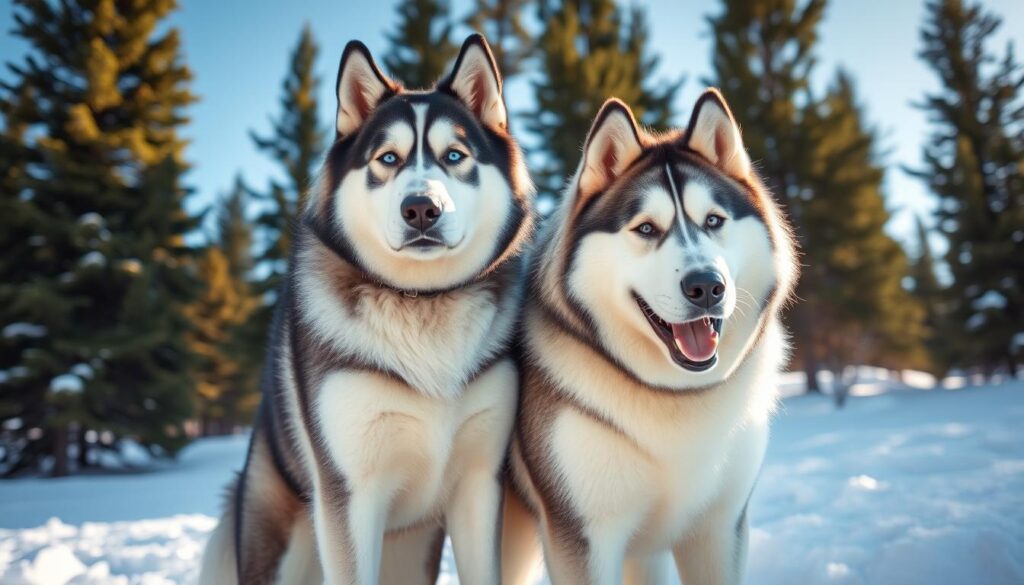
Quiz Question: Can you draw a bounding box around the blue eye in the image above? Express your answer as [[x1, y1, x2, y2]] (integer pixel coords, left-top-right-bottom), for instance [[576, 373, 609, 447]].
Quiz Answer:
[[378, 152, 399, 166], [634, 222, 658, 237], [445, 149, 465, 163], [705, 214, 726, 230]]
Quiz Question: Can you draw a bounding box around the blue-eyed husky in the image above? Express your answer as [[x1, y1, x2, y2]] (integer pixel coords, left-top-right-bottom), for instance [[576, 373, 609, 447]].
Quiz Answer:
[[502, 91, 798, 585], [199, 34, 533, 585]]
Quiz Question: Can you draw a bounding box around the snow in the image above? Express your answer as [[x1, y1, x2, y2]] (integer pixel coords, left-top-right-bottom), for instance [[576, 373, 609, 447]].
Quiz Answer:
[[966, 313, 986, 330], [0, 367, 31, 384], [69, 364, 94, 380], [2, 323, 47, 339], [48, 375, 83, 394], [0, 382, 1022, 584], [78, 252, 106, 268], [972, 290, 1007, 310], [77, 213, 104, 228]]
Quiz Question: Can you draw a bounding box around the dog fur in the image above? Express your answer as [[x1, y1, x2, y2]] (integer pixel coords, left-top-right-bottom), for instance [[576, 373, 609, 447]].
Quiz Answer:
[[501, 90, 798, 585], [199, 34, 533, 585]]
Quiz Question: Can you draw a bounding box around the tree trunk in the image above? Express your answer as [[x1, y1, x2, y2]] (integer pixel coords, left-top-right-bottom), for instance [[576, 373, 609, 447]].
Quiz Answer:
[[77, 428, 90, 468], [833, 367, 849, 409], [804, 355, 821, 392], [795, 311, 821, 392], [52, 426, 69, 478]]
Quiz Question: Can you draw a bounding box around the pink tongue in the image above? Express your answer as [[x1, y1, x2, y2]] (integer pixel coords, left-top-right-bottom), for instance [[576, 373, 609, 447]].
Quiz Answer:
[[671, 320, 719, 363]]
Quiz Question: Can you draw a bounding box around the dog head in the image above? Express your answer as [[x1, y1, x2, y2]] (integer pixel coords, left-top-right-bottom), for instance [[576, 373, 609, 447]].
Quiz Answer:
[[307, 34, 533, 293], [540, 90, 796, 390]]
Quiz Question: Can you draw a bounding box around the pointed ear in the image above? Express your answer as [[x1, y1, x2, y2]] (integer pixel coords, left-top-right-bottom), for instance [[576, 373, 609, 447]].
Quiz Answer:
[[576, 99, 644, 202], [336, 41, 399, 138], [684, 89, 751, 180], [438, 34, 507, 130]]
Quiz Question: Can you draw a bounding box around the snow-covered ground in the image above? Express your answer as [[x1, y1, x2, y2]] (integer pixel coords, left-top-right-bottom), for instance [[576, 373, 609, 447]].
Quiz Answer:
[[1, 381, 1022, 584]]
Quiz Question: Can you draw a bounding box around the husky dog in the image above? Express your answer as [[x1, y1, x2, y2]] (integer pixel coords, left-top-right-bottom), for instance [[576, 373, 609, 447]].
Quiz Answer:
[[199, 34, 533, 585], [501, 91, 797, 585]]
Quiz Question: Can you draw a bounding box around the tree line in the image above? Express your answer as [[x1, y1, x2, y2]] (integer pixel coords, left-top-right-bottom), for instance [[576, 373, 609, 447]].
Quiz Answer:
[[0, 0, 1020, 476]]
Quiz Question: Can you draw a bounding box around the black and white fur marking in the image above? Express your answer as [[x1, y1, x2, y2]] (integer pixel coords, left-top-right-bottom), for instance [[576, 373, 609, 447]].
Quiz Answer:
[[501, 92, 798, 585], [199, 34, 534, 585]]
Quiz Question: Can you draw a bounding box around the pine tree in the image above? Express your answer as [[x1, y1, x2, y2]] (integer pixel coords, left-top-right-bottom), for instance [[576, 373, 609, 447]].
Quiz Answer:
[[802, 72, 929, 381], [0, 70, 46, 473], [383, 0, 458, 89], [251, 24, 326, 292], [249, 25, 327, 381], [530, 0, 681, 199], [911, 0, 1024, 376], [186, 181, 260, 436], [0, 0, 198, 476], [465, 0, 533, 79], [909, 215, 948, 374], [706, 0, 827, 390]]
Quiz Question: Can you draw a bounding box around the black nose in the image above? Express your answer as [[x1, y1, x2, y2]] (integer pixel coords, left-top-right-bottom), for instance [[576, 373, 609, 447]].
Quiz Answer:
[[400, 195, 442, 231], [682, 271, 726, 309]]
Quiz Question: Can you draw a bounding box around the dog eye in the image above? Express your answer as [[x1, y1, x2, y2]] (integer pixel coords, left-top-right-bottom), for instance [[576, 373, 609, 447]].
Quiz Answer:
[[377, 152, 400, 166], [444, 149, 466, 164], [705, 214, 726, 230], [634, 222, 658, 237]]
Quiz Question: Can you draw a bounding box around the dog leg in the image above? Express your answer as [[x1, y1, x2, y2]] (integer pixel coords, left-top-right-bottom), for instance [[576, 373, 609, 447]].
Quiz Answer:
[[198, 482, 238, 585], [501, 485, 544, 585], [536, 517, 632, 585], [623, 553, 674, 585], [536, 515, 595, 585], [313, 479, 393, 585], [583, 523, 630, 585], [232, 427, 304, 585], [380, 522, 445, 585], [672, 503, 748, 585], [447, 465, 503, 584], [275, 511, 323, 585], [448, 359, 519, 584]]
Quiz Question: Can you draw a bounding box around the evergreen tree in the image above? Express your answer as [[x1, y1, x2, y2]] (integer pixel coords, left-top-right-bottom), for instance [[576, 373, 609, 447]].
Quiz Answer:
[[909, 215, 948, 374], [466, 0, 533, 79], [530, 0, 681, 199], [706, 0, 827, 390], [251, 24, 326, 295], [186, 180, 260, 436], [0, 0, 197, 476], [383, 0, 458, 88], [911, 0, 1023, 376], [248, 25, 327, 390], [802, 72, 929, 380]]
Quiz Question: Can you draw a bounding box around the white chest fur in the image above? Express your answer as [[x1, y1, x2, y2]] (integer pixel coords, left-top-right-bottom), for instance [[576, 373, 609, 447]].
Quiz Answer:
[[315, 359, 518, 531], [538, 317, 785, 553], [295, 251, 518, 399]]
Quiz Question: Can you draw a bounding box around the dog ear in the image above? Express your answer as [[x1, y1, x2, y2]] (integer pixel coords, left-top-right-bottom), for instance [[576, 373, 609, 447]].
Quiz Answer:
[[336, 41, 399, 139], [438, 34, 508, 130], [683, 89, 751, 180], [576, 98, 644, 204]]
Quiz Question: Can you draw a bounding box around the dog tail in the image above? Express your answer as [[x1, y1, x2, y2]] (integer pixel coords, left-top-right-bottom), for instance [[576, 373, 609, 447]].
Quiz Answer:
[[198, 478, 239, 585]]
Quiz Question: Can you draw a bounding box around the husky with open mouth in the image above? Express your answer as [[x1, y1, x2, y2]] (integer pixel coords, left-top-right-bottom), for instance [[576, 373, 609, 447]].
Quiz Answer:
[[199, 34, 533, 585], [501, 91, 797, 585]]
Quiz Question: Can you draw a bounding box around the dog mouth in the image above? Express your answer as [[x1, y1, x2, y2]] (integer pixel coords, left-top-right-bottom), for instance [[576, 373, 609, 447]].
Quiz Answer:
[[398, 227, 452, 251], [634, 294, 722, 372], [402, 235, 446, 249]]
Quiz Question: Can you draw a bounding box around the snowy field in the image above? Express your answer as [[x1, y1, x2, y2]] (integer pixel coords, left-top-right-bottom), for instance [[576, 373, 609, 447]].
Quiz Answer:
[[1, 381, 1022, 584]]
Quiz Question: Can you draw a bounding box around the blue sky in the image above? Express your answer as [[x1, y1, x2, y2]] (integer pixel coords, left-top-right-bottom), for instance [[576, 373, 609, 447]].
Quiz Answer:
[[2, 0, 1022, 249]]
